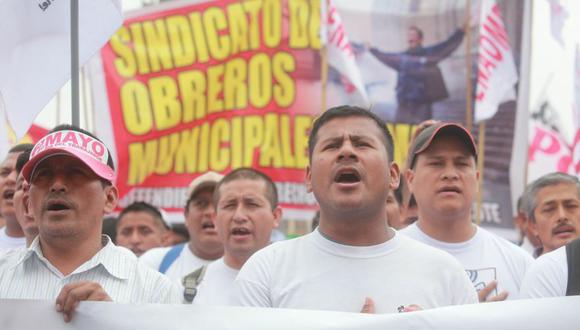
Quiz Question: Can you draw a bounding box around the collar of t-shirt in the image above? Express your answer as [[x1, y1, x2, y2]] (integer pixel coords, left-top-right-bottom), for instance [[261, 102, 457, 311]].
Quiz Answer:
[[311, 228, 401, 259], [412, 222, 482, 253], [12, 235, 132, 280]]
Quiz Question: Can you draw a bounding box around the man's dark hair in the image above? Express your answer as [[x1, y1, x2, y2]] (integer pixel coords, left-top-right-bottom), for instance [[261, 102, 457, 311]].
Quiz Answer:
[[102, 216, 118, 243], [117, 202, 168, 230], [8, 143, 34, 154], [308, 105, 395, 162], [409, 26, 424, 39], [15, 151, 31, 175], [214, 168, 278, 210], [50, 124, 115, 171]]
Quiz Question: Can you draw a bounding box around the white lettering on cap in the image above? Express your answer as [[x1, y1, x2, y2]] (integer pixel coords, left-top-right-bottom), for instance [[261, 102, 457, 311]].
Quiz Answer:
[[31, 130, 109, 165]]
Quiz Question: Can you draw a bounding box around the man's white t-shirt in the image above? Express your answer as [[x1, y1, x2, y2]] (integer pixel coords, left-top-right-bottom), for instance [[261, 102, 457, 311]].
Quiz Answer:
[[401, 223, 534, 299], [233, 229, 478, 314], [519, 246, 568, 298], [193, 257, 238, 306], [0, 227, 25, 251], [139, 244, 215, 285]]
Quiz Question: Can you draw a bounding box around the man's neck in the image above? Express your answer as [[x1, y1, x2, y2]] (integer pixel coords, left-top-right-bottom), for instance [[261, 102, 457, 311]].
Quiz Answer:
[[223, 253, 248, 270], [188, 242, 223, 261], [417, 211, 476, 243], [39, 235, 103, 276], [318, 211, 393, 246], [4, 217, 24, 238]]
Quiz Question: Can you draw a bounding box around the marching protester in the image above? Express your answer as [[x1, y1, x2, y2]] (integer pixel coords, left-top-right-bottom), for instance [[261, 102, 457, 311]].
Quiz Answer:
[[522, 172, 580, 256], [233, 106, 477, 313], [0, 144, 33, 252], [519, 237, 580, 298], [0, 125, 180, 322], [191, 168, 281, 305], [140, 172, 224, 284], [514, 195, 543, 257], [115, 201, 170, 257], [401, 123, 533, 301], [13, 150, 38, 247], [386, 173, 417, 230]]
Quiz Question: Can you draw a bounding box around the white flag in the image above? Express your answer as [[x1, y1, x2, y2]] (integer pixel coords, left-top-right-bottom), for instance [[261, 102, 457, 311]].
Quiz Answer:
[[321, 0, 368, 103], [0, 0, 123, 140], [474, 0, 518, 123]]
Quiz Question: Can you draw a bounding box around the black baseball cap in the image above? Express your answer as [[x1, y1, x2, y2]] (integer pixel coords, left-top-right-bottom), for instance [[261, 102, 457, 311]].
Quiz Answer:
[[407, 122, 477, 168]]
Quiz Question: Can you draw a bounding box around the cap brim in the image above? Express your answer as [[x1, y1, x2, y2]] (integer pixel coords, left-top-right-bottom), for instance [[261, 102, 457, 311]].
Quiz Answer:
[[414, 123, 477, 158], [22, 147, 116, 183]]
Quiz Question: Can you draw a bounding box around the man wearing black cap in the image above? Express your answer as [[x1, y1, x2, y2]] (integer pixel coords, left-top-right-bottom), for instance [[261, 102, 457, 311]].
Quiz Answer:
[[401, 122, 533, 301], [0, 125, 180, 322]]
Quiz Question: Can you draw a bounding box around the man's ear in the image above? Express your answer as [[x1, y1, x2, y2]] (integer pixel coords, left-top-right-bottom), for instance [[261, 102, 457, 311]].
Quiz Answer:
[[528, 219, 539, 238], [405, 168, 415, 193], [103, 185, 119, 214], [389, 162, 400, 190], [306, 165, 313, 193], [272, 206, 282, 228]]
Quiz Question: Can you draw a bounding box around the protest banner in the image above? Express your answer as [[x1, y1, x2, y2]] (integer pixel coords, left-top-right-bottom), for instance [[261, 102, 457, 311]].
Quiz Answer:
[[336, 0, 525, 239], [92, 0, 329, 222], [526, 0, 580, 182], [1, 297, 579, 330]]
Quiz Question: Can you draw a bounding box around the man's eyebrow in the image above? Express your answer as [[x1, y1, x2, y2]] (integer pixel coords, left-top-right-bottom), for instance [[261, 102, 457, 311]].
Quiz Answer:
[[318, 136, 343, 144]]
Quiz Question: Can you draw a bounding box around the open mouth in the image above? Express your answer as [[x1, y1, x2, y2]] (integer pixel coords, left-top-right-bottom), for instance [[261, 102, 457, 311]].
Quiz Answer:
[[438, 186, 461, 194], [334, 169, 361, 184], [46, 200, 72, 212], [2, 190, 14, 200], [231, 227, 251, 236], [201, 222, 215, 230]]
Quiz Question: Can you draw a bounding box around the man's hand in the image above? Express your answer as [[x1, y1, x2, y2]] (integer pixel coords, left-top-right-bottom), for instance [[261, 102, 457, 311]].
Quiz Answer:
[[55, 281, 112, 322], [360, 297, 375, 314], [478, 280, 509, 302], [401, 304, 422, 312]]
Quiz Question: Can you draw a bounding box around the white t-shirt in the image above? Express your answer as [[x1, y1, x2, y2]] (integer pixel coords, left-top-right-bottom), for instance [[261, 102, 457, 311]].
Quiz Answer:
[[233, 229, 477, 314], [401, 223, 534, 300], [193, 257, 239, 306], [519, 246, 568, 298], [0, 227, 25, 251], [139, 244, 214, 285]]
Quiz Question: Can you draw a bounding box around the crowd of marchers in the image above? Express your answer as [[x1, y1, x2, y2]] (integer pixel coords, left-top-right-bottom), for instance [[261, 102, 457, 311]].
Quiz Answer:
[[0, 106, 578, 322]]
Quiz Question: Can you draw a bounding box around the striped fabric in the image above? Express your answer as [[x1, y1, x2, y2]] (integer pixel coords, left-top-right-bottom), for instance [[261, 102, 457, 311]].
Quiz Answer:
[[0, 236, 181, 303]]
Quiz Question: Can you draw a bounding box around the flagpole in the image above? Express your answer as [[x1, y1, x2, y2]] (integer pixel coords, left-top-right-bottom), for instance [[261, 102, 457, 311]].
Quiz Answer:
[[321, 45, 328, 113], [465, 0, 473, 132], [71, 0, 80, 127], [475, 122, 485, 225]]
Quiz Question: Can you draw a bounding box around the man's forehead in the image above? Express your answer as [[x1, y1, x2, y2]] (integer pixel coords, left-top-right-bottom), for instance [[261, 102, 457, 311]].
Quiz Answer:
[[220, 179, 267, 197], [1, 152, 20, 167], [318, 117, 384, 140], [191, 187, 215, 200], [537, 183, 580, 201]]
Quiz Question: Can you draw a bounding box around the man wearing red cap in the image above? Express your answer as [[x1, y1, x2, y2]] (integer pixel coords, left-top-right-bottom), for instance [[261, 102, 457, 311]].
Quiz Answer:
[[0, 125, 180, 322], [401, 122, 533, 301]]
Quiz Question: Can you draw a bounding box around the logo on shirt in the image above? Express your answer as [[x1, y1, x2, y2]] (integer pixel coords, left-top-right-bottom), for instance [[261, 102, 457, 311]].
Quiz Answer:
[[466, 268, 497, 295]]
